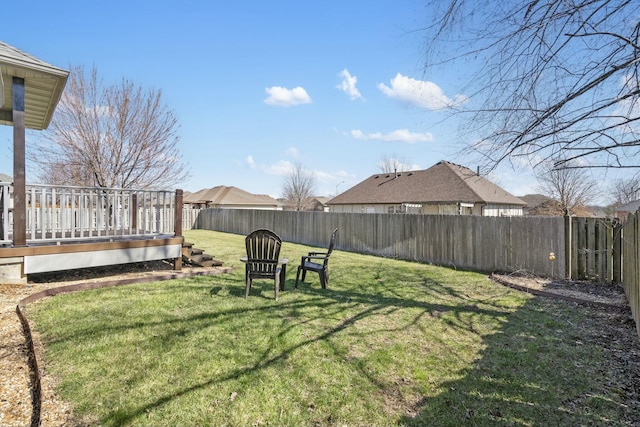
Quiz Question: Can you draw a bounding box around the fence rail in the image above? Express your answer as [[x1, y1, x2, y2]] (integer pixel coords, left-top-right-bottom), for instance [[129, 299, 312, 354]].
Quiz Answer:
[[1, 183, 176, 245]]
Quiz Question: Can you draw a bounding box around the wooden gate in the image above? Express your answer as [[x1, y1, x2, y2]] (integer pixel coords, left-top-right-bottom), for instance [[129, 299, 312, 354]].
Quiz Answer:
[[566, 216, 617, 282]]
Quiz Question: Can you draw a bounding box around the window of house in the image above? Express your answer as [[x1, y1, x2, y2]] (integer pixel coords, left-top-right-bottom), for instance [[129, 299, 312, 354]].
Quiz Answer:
[[387, 205, 406, 214], [439, 204, 458, 215]]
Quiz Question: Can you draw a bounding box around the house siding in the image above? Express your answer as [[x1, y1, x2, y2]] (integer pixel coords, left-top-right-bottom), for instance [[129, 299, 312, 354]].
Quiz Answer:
[[482, 204, 524, 217], [330, 203, 523, 216]]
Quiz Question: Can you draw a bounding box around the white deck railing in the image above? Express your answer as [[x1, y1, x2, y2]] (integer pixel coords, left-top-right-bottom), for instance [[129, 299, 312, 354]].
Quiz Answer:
[[0, 183, 176, 245]]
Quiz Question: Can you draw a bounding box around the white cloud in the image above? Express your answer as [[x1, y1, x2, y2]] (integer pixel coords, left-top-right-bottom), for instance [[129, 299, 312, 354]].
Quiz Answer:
[[350, 128, 434, 144], [336, 69, 363, 100], [264, 86, 312, 107], [377, 73, 467, 110], [246, 155, 255, 168], [286, 147, 299, 158], [264, 160, 294, 176]]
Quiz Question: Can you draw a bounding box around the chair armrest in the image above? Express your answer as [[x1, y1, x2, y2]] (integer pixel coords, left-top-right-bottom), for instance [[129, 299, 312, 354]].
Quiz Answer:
[[307, 251, 328, 256], [301, 254, 328, 262]]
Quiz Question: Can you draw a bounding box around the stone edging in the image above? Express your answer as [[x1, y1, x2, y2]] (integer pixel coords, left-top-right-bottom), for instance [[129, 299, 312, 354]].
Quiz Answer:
[[15, 267, 232, 427]]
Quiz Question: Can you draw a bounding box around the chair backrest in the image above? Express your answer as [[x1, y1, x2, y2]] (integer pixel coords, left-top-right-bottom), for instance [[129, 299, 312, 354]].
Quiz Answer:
[[325, 228, 338, 259], [245, 229, 282, 277]]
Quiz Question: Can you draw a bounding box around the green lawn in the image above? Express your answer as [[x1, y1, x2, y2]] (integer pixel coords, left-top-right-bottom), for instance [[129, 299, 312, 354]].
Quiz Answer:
[[27, 230, 633, 426]]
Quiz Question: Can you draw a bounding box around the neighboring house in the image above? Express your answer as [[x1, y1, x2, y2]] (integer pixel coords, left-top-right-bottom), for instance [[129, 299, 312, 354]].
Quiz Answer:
[[327, 160, 526, 216], [309, 196, 330, 212], [183, 186, 281, 210], [278, 196, 331, 212], [615, 199, 640, 221], [519, 194, 554, 216]]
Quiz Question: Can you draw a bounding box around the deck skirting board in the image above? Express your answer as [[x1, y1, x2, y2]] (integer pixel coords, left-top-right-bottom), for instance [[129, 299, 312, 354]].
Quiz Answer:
[[23, 244, 182, 274]]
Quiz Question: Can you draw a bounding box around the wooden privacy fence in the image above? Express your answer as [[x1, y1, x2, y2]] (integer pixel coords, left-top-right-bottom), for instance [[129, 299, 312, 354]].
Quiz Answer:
[[184, 208, 625, 281], [620, 210, 640, 336], [565, 216, 618, 282], [188, 209, 567, 278], [184, 208, 638, 336]]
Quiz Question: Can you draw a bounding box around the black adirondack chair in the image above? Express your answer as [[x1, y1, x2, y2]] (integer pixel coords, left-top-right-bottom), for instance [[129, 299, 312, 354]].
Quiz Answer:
[[244, 229, 284, 300], [295, 228, 338, 289]]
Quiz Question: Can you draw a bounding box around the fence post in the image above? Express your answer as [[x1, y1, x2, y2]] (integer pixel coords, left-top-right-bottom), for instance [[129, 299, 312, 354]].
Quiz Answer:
[[173, 189, 183, 271], [174, 189, 183, 238], [612, 219, 622, 283], [564, 210, 572, 280]]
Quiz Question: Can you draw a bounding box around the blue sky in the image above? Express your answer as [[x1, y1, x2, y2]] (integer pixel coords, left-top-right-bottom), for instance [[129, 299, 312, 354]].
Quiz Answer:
[[0, 0, 610, 200]]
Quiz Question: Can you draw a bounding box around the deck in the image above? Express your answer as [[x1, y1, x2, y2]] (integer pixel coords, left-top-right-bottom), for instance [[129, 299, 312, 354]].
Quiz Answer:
[[0, 184, 184, 283]]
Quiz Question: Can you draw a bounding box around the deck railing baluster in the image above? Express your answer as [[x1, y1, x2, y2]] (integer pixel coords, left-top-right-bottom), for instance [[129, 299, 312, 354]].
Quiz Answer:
[[0, 184, 177, 245], [0, 184, 10, 243]]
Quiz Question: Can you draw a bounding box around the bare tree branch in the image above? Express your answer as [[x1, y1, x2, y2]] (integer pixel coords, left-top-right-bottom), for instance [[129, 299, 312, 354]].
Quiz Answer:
[[29, 65, 188, 189], [423, 0, 640, 172], [535, 160, 600, 214], [610, 174, 640, 204], [376, 153, 412, 173], [282, 162, 317, 211]]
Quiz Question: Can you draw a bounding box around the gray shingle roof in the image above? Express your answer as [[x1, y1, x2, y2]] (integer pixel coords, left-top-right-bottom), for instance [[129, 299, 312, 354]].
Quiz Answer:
[[328, 161, 525, 206], [184, 186, 279, 206]]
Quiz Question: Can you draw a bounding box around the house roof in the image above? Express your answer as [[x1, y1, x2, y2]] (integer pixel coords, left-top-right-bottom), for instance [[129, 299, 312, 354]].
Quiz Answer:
[[313, 196, 330, 205], [183, 186, 279, 206], [519, 193, 552, 208], [616, 199, 640, 214], [327, 161, 526, 206], [0, 41, 69, 130]]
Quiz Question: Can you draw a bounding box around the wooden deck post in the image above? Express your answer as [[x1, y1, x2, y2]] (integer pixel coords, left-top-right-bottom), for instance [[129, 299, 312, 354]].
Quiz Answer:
[[131, 193, 138, 233], [173, 189, 183, 270], [12, 77, 26, 247]]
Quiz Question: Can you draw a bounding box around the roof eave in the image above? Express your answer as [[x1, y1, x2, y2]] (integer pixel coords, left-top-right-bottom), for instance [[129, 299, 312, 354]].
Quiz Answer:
[[0, 43, 70, 130]]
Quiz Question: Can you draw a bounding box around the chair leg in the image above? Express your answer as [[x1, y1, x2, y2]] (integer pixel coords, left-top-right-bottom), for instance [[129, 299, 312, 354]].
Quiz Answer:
[[319, 270, 327, 289], [245, 277, 251, 299], [274, 275, 280, 301], [295, 266, 302, 288]]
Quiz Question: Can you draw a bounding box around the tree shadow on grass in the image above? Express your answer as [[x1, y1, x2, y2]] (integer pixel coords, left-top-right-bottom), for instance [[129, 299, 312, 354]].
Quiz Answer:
[[397, 296, 640, 426], [87, 279, 518, 426], [37, 264, 639, 427]]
